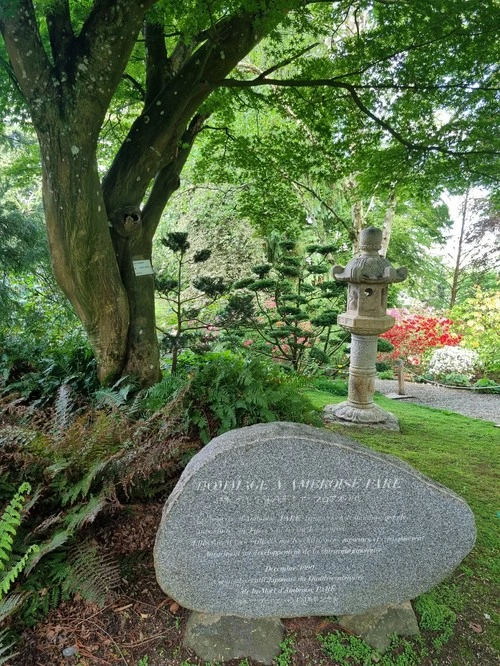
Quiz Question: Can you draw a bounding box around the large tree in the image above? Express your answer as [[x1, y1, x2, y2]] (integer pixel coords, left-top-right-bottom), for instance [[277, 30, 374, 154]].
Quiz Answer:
[[1, 0, 498, 386]]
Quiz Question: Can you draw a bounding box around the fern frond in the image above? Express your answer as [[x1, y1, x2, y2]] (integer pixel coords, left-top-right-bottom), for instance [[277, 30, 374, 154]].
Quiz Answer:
[[0, 425, 39, 448], [33, 512, 63, 534], [108, 434, 197, 494], [64, 411, 133, 469], [64, 496, 107, 532], [94, 377, 136, 410], [21, 584, 61, 626], [44, 460, 72, 478], [52, 384, 75, 440], [0, 591, 27, 622], [94, 388, 129, 409], [61, 459, 110, 505], [0, 483, 32, 569], [63, 541, 120, 606], [0, 628, 18, 665], [23, 485, 42, 514], [24, 530, 70, 574], [0, 545, 39, 597]]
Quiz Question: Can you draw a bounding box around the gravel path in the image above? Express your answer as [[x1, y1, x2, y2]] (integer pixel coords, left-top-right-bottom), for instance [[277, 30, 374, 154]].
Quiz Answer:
[[375, 379, 500, 423]]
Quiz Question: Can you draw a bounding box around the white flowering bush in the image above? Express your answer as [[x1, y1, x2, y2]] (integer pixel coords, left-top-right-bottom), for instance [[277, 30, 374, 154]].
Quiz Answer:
[[426, 346, 481, 380]]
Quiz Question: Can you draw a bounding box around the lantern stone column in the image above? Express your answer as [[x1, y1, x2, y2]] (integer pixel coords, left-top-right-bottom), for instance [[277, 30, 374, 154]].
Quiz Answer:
[[328, 227, 407, 427]]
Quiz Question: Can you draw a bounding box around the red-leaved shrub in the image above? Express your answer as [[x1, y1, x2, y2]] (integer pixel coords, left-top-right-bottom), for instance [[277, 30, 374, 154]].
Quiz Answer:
[[380, 309, 462, 366]]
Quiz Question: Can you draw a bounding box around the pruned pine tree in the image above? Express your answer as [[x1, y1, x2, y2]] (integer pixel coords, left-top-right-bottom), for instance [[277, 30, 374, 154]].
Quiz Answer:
[[156, 232, 227, 373]]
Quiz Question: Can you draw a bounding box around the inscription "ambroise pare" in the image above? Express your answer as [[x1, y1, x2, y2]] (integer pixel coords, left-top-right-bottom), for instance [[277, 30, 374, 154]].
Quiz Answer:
[[194, 477, 402, 492]]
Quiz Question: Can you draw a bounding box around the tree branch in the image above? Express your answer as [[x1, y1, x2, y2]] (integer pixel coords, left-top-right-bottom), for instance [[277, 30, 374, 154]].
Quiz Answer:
[[344, 84, 499, 158], [340, 82, 498, 92], [220, 77, 498, 94], [290, 178, 355, 239], [201, 125, 237, 141], [46, 0, 74, 73], [72, 0, 157, 133], [0, 54, 23, 97], [0, 0, 54, 122], [144, 17, 169, 108], [318, 27, 477, 84], [141, 113, 209, 236], [103, 1, 302, 214], [251, 42, 320, 80], [218, 76, 499, 157], [123, 73, 146, 101]]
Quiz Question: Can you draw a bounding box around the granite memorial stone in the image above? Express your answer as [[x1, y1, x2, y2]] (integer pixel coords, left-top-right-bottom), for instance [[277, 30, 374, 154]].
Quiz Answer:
[[154, 422, 475, 618]]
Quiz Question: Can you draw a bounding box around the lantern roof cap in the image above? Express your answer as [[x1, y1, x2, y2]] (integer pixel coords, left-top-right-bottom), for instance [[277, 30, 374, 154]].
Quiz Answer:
[[333, 227, 407, 284]]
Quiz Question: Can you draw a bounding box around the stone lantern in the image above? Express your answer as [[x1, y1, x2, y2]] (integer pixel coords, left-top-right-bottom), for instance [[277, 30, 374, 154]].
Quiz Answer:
[[329, 227, 407, 427]]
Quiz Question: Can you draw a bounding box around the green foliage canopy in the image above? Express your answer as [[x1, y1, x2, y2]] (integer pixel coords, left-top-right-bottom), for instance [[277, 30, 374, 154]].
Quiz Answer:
[[0, 0, 498, 386]]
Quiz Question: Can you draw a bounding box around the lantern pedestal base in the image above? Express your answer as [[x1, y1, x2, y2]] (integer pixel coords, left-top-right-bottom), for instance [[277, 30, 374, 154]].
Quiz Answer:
[[323, 402, 400, 432]]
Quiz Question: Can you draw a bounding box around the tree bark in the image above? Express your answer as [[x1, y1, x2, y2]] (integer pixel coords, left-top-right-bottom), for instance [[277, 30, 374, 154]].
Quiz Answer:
[[381, 191, 396, 258], [352, 200, 364, 254], [40, 129, 130, 384], [450, 189, 469, 309]]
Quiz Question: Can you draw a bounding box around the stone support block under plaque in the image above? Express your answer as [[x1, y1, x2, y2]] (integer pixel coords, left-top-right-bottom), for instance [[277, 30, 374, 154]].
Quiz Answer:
[[338, 601, 420, 652], [183, 612, 284, 664]]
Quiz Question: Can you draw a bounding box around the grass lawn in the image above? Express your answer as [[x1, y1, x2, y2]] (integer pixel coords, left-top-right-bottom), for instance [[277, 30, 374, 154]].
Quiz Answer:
[[295, 389, 500, 665]]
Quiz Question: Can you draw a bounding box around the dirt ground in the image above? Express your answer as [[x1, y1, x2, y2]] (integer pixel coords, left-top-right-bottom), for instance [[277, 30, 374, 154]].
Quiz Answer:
[[8, 503, 498, 666]]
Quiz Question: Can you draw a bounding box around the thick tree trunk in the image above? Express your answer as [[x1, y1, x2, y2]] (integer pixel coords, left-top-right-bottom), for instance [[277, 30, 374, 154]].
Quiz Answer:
[[115, 229, 161, 385], [1, 0, 156, 386], [39, 128, 130, 384]]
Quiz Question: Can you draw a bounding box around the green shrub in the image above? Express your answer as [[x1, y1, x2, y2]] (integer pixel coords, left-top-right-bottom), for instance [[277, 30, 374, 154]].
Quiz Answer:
[[377, 338, 395, 353], [473, 377, 500, 394], [224, 239, 346, 373], [0, 329, 97, 406], [442, 373, 471, 387], [156, 231, 228, 372], [0, 391, 197, 629], [450, 287, 500, 377], [140, 374, 186, 412], [150, 351, 321, 443], [311, 377, 348, 396]]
